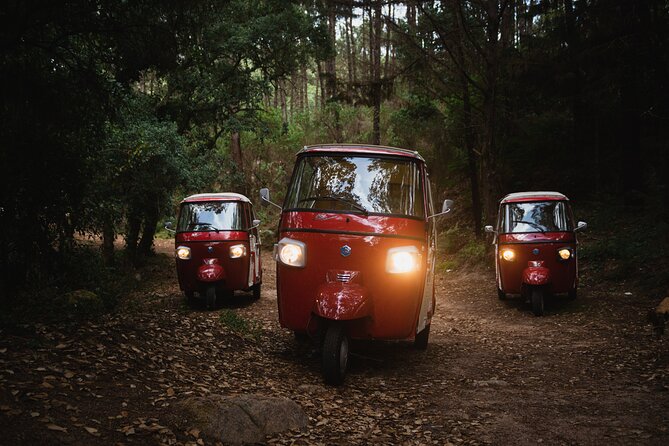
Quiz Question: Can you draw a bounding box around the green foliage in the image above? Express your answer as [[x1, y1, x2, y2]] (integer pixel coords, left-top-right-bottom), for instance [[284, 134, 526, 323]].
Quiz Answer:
[[219, 310, 262, 341], [438, 223, 489, 271]]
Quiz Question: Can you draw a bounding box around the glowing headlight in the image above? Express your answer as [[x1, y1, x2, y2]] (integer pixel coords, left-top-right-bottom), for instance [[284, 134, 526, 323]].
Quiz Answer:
[[558, 248, 572, 260], [386, 246, 421, 274], [501, 249, 515, 261], [276, 238, 306, 268], [229, 244, 246, 258], [176, 246, 191, 260]]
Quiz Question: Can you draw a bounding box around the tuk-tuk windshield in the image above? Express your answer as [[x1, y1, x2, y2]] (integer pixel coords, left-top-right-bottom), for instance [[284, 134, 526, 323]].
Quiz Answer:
[[285, 155, 425, 218], [502, 201, 573, 233], [177, 201, 244, 232]]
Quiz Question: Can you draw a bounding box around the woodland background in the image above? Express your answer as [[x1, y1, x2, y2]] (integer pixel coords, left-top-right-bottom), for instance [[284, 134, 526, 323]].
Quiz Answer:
[[1, 0, 668, 314]]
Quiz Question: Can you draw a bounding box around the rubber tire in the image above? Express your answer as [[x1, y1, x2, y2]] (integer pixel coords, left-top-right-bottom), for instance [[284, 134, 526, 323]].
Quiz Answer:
[[531, 288, 545, 316], [205, 285, 217, 310], [322, 324, 349, 386], [185, 290, 195, 304], [568, 288, 577, 300], [497, 288, 507, 300], [251, 283, 261, 300], [414, 324, 431, 350], [294, 331, 309, 342]]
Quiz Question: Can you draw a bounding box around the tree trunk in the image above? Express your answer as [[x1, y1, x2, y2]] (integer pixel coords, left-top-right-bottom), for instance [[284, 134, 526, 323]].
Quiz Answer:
[[230, 131, 247, 195], [102, 218, 115, 265], [371, 1, 382, 145], [138, 205, 159, 257], [482, 0, 503, 222], [125, 212, 141, 255], [453, 0, 483, 236]]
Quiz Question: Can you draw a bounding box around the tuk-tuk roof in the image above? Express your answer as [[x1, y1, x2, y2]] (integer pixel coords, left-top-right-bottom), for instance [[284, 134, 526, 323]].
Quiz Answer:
[[501, 191, 569, 203], [299, 144, 425, 162], [181, 193, 252, 204]]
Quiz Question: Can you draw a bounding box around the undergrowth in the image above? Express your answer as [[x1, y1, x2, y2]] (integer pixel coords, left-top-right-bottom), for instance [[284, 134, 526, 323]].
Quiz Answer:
[[0, 244, 165, 329]]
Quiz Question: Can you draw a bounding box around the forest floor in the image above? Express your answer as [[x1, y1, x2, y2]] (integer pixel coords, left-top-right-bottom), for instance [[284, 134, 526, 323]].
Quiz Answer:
[[1, 240, 668, 445]]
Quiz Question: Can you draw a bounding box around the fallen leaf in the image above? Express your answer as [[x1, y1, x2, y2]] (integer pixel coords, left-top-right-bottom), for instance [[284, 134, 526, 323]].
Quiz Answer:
[[46, 424, 68, 433], [188, 428, 201, 438], [84, 426, 100, 436], [166, 387, 175, 397]]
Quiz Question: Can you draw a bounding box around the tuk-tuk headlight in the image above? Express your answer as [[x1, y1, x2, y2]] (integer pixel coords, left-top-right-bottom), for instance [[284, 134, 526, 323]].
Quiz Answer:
[[558, 248, 572, 260], [276, 238, 306, 268], [176, 246, 191, 260], [501, 249, 515, 261], [229, 244, 246, 258], [386, 246, 421, 274]]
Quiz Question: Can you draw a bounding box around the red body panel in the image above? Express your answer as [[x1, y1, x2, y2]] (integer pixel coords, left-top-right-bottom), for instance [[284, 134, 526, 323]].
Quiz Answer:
[[277, 211, 427, 340], [175, 231, 251, 293], [496, 232, 577, 294]]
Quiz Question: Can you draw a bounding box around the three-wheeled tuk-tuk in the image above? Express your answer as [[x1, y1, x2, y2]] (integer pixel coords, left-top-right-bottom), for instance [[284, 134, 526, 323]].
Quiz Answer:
[[485, 191, 587, 316], [261, 144, 452, 385], [169, 193, 262, 308]]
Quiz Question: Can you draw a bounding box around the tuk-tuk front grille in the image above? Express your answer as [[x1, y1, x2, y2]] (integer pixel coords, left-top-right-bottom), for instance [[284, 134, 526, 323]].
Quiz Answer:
[[336, 273, 352, 283]]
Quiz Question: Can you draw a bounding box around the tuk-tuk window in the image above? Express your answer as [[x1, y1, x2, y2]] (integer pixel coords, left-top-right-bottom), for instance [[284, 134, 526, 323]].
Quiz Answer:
[[177, 201, 243, 232], [503, 201, 573, 233], [286, 156, 425, 218]]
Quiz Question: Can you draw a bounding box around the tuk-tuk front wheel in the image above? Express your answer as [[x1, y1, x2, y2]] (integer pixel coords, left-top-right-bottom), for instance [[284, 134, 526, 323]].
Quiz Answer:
[[414, 324, 431, 350], [531, 288, 545, 316], [205, 285, 217, 309], [497, 288, 507, 300], [251, 283, 261, 300], [322, 324, 349, 386]]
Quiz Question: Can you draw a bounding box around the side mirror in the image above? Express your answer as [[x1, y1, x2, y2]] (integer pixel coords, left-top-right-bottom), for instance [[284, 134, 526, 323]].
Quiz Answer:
[[164, 221, 175, 234], [428, 199, 454, 219], [250, 219, 261, 230], [260, 188, 270, 204], [442, 199, 454, 214], [484, 225, 495, 234], [575, 221, 587, 232], [259, 187, 282, 210]]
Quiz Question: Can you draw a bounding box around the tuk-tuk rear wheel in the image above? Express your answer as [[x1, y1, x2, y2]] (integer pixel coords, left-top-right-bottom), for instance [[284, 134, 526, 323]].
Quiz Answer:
[[414, 324, 431, 350], [322, 324, 349, 386], [205, 286, 217, 309], [531, 288, 545, 316], [184, 291, 195, 303], [568, 288, 578, 300]]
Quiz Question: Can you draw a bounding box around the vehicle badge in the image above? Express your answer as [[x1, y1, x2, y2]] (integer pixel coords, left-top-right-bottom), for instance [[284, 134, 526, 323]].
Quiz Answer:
[[340, 245, 352, 257], [208, 246, 214, 253], [532, 248, 540, 255]]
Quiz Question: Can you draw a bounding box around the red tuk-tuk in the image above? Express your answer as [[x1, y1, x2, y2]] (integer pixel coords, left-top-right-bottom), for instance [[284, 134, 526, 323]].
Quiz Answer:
[[167, 193, 262, 308], [485, 191, 587, 316], [261, 144, 452, 385]]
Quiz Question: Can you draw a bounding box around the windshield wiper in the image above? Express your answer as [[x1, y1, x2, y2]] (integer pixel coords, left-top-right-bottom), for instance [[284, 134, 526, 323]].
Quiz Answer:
[[298, 195, 369, 215]]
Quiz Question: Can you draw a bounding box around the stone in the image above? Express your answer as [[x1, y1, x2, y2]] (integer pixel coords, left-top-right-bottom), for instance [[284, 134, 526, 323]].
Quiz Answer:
[[170, 394, 308, 445]]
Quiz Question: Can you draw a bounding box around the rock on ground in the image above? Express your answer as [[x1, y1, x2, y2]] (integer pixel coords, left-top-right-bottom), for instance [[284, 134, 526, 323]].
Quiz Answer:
[[170, 394, 307, 445]]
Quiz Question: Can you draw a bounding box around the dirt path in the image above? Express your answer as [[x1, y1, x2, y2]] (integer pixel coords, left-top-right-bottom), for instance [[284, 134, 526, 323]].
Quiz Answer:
[[1, 245, 668, 445]]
